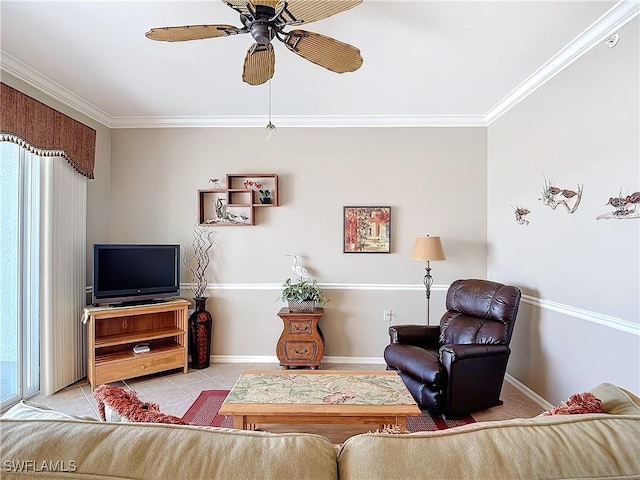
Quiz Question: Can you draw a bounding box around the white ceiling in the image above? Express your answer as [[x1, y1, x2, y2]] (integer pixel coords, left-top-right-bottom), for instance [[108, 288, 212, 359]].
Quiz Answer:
[[1, 1, 636, 128]]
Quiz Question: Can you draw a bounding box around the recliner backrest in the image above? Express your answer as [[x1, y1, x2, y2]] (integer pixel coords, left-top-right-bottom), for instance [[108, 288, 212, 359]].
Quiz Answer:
[[439, 279, 521, 346]]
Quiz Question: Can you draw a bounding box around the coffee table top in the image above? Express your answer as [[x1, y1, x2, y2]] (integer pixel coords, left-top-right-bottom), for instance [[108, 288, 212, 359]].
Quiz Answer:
[[221, 370, 418, 411]]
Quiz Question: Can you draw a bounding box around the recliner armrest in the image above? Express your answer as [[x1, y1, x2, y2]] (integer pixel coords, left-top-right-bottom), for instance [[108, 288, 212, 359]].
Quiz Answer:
[[440, 343, 510, 362], [389, 325, 440, 349]]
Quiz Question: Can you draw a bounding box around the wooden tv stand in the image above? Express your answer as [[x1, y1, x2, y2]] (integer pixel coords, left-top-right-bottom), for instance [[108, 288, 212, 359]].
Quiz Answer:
[[84, 299, 189, 390]]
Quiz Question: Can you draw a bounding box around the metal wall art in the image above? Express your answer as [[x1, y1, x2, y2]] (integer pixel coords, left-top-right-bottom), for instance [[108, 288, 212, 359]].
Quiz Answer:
[[539, 176, 583, 214], [513, 206, 530, 225], [596, 190, 640, 220], [343, 206, 391, 253]]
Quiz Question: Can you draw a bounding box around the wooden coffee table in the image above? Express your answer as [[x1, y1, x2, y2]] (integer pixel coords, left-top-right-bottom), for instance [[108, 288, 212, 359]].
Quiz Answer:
[[218, 370, 421, 430]]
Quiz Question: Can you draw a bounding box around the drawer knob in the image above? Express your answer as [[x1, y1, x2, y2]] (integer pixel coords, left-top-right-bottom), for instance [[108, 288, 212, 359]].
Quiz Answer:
[[294, 325, 309, 331], [293, 348, 308, 354]]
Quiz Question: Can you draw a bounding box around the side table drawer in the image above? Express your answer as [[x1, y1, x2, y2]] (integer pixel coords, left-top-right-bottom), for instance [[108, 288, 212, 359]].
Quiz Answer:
[[288, 320, 313, 335], [283, 341, 317, 362]]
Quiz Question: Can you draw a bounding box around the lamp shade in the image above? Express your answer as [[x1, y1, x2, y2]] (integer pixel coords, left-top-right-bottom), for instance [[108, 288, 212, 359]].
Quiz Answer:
[[412, 236, 446, 261]]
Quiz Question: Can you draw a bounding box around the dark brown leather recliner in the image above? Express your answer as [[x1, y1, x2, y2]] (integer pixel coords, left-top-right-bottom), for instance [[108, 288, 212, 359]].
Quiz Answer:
[[384, 279, 521, 418]]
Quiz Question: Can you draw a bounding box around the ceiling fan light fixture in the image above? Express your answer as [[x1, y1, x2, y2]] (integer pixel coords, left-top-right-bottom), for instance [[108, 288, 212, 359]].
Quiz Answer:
[[265, 121, 276, 142], [265, 79, 276, 142]]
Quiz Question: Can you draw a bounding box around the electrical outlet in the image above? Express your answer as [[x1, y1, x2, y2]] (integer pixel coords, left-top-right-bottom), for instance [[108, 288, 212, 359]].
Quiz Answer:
[[384, 310, 393, 323]]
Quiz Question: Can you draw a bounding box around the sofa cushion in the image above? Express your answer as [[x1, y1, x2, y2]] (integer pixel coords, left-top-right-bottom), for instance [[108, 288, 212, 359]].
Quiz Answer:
[[590, 382, 640, 416], [1, 419, 338, 480], [338, 414, 640, 480], [2, 400, 98, 422]]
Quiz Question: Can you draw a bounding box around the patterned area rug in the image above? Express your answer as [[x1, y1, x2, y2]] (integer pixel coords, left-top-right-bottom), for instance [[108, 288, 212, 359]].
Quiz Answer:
[[181, 390, 475, 431]]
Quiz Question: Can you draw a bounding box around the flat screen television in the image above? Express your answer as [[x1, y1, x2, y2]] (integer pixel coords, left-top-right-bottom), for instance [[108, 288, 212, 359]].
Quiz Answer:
[[92, 244, 180, 306]]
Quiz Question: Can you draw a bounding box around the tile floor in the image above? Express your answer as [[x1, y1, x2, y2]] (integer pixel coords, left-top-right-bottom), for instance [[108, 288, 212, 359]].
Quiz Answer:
[[22, 362, 545, 422]]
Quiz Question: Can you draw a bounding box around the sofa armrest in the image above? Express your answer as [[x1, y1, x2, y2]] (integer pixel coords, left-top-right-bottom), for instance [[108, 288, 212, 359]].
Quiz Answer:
[[440, 343, 510, 362], [389, 325, 440, 349]]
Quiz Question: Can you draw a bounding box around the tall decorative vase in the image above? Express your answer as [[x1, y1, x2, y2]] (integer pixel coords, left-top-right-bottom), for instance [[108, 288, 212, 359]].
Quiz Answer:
[[189, 297, 213, 369]]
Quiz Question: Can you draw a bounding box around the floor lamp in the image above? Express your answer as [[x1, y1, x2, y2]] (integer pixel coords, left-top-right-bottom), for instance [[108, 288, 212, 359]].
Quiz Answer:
[[412, 236, 446, 325]]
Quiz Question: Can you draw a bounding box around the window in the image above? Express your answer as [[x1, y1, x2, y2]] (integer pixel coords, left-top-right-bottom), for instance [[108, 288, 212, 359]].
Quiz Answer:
[[0, 142, 40, 409]]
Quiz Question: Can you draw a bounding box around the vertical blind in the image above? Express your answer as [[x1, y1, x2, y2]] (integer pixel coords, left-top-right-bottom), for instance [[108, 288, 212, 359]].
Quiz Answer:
[[40, 156, 87, 395]]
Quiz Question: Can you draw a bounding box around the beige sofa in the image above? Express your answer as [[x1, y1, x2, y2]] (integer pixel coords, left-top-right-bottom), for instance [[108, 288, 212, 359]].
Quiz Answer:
[[1, 383, 639, 480]]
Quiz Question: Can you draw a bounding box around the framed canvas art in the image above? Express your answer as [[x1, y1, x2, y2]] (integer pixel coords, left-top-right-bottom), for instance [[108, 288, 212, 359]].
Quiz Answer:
[[343, 206, 391, 253]]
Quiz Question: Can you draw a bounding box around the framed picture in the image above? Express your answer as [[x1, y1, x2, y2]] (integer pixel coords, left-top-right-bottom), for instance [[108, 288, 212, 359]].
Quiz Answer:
[[343, 206, 391, 253]]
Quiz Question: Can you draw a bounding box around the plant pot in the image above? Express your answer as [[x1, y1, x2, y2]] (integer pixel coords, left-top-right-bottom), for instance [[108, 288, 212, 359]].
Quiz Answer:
[[260, 197, 272, 204], [288, 300, 315, 312]]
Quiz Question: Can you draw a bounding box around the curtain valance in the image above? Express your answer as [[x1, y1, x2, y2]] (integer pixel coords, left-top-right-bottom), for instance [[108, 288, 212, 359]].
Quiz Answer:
[[0, 82, 96, 179]]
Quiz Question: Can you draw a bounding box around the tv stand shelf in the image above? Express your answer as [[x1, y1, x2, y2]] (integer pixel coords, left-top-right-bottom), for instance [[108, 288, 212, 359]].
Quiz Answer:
[[84, 299, 189, 390], [94, 327, 184, 348]]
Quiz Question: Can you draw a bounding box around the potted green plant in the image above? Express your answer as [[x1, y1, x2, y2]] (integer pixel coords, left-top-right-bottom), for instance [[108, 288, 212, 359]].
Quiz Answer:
[[280, 278, 328, 312], [244, 180, 272, 204], [259, 188, 272, 204]]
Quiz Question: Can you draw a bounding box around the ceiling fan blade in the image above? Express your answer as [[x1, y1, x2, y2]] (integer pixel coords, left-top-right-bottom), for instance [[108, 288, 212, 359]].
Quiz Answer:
[[223, 0, 278, 17], [251, 0, 279, 9], [222, 0, 251, 15], [242, 43, 275, 85], [146, 24, 244, 42], [276, 0, 362, 25], [283, 30, 362, 74]]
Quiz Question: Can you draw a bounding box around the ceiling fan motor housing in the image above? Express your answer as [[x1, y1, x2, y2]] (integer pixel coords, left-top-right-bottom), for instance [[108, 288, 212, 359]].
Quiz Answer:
[[250, 21, 274, 45]]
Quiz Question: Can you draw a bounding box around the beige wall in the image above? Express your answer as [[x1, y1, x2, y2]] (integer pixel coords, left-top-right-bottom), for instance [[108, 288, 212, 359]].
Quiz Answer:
[[110, 127, 487, 358], [487, 19, 640, 402], [0, 72, 112, 282]]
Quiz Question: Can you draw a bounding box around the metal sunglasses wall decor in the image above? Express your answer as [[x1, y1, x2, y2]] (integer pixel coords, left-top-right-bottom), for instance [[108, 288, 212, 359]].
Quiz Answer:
[[538, 176, 583, 214], [596, 189, 640, 220], [512, 206, 530, 225]]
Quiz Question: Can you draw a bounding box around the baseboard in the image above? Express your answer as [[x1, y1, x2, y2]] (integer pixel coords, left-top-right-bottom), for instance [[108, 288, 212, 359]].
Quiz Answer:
[[505, 374, 554, 410], [210, 355, 386, 365]]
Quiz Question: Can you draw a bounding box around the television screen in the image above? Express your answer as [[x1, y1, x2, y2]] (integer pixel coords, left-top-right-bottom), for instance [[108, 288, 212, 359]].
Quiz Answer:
[[92, 244, 180, 305]]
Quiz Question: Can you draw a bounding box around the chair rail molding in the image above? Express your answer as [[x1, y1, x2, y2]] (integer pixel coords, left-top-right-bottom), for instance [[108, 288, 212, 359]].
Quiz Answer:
[[87, 283, 637, 336], [521, 294, 639, 337]]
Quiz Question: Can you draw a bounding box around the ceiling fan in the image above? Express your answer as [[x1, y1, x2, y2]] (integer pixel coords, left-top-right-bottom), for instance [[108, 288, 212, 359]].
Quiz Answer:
[[146, 0, 364, 86]]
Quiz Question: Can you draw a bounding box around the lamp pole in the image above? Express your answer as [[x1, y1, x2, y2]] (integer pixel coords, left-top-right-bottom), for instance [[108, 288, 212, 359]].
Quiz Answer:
[[423, 260, 434, 325]]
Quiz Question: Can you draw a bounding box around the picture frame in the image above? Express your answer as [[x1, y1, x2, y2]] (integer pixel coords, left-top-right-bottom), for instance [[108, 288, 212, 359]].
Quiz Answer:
[[343, 206, 391, 253]]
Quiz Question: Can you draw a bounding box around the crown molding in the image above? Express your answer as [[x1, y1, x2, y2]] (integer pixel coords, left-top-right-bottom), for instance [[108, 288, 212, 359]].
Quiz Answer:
[[485, 0, 640, 125], [0, 52, 113, 127]]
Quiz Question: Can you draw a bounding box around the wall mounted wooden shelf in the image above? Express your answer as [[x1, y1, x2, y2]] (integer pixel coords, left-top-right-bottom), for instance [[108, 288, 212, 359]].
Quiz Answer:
[[198, 173, 278, 227]]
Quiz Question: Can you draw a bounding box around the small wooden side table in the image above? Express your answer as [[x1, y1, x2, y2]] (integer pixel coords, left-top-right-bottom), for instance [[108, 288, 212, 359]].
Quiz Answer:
[[276, 307, 325, 369]]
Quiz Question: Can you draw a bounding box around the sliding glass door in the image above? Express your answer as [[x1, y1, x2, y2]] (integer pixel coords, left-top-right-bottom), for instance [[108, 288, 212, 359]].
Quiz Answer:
[[1, 142, 40, 410]]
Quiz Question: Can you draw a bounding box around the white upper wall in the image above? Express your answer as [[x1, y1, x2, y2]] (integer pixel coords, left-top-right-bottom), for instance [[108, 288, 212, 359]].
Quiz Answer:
[[487, 19, 639, 399]]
